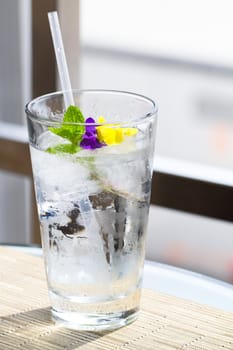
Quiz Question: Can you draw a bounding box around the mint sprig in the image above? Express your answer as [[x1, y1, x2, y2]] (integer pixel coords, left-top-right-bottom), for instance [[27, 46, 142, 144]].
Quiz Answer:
[[47, 143, 80, 154], [49, 105, 85, 144], [47, 105, 85, 154]]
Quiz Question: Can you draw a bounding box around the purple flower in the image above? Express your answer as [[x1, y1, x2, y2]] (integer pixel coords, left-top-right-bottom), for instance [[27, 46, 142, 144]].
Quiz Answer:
[[80, 117, 105, 150]]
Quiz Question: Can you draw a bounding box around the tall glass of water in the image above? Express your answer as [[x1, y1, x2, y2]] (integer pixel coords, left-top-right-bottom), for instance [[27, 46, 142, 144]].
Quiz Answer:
[[26, 89, 158, 331]]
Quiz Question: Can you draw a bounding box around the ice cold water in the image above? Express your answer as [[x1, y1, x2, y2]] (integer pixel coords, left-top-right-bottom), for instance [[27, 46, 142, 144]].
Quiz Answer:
[[30, 135, 152, 318]]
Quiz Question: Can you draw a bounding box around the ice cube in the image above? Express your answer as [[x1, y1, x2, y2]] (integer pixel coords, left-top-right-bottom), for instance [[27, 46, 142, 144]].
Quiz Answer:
[[30, 147, 101, 201], [37, 130, 69, 150]]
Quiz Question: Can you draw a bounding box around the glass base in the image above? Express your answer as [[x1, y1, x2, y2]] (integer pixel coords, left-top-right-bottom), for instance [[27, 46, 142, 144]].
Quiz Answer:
[[49, 287, 141, 331], [51, 307, 139, 331]]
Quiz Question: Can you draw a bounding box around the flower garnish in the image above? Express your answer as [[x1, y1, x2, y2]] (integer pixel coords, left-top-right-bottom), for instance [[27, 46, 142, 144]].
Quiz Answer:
[[80, 117, 105, 150], [96, 117, 138, 145], [47, 106, 138, 154]]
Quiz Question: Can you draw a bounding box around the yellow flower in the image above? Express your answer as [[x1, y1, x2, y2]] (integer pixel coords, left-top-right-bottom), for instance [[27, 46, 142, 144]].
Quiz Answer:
[[97, 116, 105, 124], [96, 117, 138, 145]]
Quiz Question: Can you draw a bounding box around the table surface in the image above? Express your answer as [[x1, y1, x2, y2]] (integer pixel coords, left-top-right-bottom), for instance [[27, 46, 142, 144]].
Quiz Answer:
[[9, 244, 233, 313], [1, 246, 233, 350]]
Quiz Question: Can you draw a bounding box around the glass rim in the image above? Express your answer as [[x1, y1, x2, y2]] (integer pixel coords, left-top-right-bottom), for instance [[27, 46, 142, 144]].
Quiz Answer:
[[25, 89, 158, 126]]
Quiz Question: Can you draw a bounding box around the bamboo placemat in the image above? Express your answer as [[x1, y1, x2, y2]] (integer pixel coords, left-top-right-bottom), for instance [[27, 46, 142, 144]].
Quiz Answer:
[[0, 246, 233, 349]]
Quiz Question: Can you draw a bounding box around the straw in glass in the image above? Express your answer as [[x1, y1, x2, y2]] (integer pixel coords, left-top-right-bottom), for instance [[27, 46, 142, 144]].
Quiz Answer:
[[47, 11, 111, 260], [48, 11, 74, 109]]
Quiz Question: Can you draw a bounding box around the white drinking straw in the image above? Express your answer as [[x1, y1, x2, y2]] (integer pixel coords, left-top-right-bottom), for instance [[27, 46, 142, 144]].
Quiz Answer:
[[48, 11, 74, 109]]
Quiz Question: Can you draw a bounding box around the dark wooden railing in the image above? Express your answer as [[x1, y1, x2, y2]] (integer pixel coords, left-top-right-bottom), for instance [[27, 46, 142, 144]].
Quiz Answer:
[[152, 171, 233, 222]]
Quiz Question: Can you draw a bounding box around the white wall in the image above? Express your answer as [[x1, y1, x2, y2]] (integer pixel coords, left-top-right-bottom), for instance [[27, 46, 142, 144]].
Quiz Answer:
[[80, 0, 233, 68]]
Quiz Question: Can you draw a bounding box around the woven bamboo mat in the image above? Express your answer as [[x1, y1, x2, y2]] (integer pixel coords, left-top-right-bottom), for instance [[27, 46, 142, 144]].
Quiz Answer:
[[0, 246, 233, 349]]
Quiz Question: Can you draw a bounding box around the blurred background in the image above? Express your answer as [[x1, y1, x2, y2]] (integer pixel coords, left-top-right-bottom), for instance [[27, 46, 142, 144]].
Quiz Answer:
[[0, 0, 232, 282]]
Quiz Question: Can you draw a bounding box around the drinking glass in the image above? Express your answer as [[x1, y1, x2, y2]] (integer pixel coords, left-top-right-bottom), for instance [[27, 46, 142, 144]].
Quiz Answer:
[[26, 89, 158, 331]]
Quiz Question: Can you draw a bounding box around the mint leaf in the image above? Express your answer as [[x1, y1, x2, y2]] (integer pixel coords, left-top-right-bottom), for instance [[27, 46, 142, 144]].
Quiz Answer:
[[47, 143, 81, 154], [49, 105, 85, 144], [63, 105, 84, 124]]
